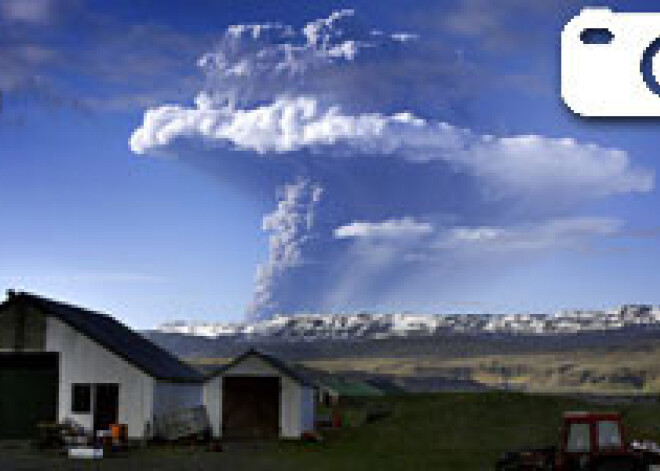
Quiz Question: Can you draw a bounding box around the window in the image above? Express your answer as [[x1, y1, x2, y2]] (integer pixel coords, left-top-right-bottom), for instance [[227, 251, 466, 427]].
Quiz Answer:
[[598, 421, 622, 449], [566, 423, 592, 452], [72, 384, 92, 413]]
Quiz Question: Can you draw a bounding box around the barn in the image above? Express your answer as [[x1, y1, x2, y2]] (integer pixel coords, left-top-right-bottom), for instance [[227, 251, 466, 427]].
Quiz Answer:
[[204, 349, 316, 439], [0, 291, 204, 439]]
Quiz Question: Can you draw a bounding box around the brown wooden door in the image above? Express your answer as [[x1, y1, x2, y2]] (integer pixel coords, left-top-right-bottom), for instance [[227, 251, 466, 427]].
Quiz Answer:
[[222, 376, 280, 439]]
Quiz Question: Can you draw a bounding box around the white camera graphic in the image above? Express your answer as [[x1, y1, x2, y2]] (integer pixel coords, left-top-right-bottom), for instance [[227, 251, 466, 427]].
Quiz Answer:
[[562, 7, 660, 117]]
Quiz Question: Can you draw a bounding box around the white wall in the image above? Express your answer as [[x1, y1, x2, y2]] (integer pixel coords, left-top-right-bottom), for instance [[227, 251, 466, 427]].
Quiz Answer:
[[203, 355, 315, 439], [300, 387, 316, 433], [46, 317, 154, 439], [203, 376, 222, 438], [280, 375, 301, 438]]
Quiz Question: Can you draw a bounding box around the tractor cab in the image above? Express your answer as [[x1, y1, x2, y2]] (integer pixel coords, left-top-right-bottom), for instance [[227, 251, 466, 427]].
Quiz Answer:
[[558, 412, 635, 470], [496, 410, 660, 470]]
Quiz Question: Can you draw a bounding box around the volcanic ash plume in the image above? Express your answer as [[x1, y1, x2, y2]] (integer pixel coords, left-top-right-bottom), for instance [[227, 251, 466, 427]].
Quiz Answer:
[[247, 179, 323, 320], [129, 10, 654, 320]]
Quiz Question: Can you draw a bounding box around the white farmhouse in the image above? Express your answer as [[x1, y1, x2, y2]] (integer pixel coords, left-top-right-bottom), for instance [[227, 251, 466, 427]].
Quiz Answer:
[[0, 291, 204, 439]]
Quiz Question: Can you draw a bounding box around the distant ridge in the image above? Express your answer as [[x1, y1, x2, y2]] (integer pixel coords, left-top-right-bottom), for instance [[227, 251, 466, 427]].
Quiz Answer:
[[155, 305, 660, 340]]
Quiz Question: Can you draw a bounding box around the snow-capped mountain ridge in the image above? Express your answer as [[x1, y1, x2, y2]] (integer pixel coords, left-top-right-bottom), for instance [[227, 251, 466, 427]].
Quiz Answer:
[[157, 305, 660, 339]]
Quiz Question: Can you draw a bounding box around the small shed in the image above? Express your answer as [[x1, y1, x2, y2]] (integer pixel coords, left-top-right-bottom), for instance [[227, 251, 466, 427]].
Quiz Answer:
[[315, 375, 384, 406], [0, 291, 204, 439], [290, 365, 386, 406], [204, 349, 316, 439]]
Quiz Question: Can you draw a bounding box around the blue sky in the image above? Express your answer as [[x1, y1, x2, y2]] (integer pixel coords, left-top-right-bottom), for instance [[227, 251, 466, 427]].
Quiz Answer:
[[2, 0, 660, 328]]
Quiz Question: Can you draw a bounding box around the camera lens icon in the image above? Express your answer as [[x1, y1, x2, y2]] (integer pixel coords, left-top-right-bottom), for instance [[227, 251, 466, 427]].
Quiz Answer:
[[641, 37, 660, 97], [562, 8, 660, 117]]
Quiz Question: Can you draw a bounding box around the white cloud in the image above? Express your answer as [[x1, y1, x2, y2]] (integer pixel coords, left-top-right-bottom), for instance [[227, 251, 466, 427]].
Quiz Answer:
[[446, 227, 504, 243], [324, 215, 622, 310], [335, 216, 620, 254], [335, 216, 622, 269], [192, 10, 385, 109], [437, 217, 622, 252], [131, 10, 650, 204], [130, 95, 653, 200], [226, 23, 292, 40], [335, 218, 433, 240], [302, 9, 355, 48], [0, 0, 53, 24], [391, 32, 419, 43]]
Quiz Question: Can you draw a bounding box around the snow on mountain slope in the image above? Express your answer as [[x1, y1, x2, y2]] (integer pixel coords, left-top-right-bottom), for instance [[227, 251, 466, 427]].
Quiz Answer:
[[157, 305, 660, 340]]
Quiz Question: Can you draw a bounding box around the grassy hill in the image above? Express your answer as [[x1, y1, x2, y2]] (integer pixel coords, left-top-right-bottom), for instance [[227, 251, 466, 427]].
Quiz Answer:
[[171, 328, 660, 394], [268, 392, 660, 470], [303, 347, 660, 394], [191, 345, 660, 394]]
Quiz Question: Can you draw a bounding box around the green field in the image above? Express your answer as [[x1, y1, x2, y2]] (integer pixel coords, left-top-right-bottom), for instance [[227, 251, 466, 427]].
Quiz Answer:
[[3, 392, 660, 470], [268, 393, 660, 470]]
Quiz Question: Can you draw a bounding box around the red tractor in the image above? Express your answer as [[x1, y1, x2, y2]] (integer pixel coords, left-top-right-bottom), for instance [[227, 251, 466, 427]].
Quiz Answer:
[[496, 411, 660, 470]]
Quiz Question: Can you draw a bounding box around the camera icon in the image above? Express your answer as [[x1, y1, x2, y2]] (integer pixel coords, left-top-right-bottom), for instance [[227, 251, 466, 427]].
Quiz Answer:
[[562, 7, 660, 117]]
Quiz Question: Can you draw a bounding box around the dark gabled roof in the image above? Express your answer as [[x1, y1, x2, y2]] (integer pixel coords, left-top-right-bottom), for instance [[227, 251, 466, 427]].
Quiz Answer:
[[2, 292, 203, 383], [208, 348, 314, 388]]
